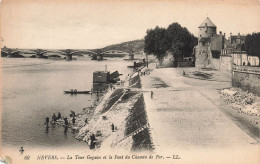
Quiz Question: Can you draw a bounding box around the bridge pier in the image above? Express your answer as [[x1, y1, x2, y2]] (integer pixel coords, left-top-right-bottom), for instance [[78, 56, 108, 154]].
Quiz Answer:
[[129, 48, 134, 60], [129, 54, 134, 60], [91, 54, 97, 60], [36, 54, 43, 58], [97, 54, 103, 61], [66, 54, 72, 61]]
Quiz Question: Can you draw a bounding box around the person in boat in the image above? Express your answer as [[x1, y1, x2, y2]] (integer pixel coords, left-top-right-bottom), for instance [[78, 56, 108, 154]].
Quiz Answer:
[[72, 117, 76, 125], [74, 89, 77, 93], [52, 113, 57, 122], [57, 112, 61, 119]]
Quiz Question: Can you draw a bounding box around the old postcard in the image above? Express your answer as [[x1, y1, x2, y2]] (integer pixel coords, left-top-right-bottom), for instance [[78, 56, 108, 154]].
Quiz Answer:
[[0, 0, 260, 163]]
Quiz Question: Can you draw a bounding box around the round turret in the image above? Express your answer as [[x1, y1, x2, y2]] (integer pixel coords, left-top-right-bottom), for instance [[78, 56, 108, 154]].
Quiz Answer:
[[198, 17, 217, 39]]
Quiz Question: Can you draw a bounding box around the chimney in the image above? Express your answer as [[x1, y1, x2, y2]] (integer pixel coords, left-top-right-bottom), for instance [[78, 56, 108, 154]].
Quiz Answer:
[[230, 33, 232, 44]]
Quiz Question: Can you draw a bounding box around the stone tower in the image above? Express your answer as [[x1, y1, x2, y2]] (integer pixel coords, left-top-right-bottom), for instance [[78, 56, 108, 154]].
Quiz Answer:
[[195, 17, 217, 68], [198, 17, 217, 42]]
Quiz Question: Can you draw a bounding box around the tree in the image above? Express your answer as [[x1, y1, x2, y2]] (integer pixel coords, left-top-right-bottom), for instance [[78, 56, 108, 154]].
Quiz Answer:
[[144, 28, 156, 55], [144, 26, 167, 64], [245, 32, 260, 59], [1, 47, 22, 57], [144, 23, 197, 67], [165, 23, 197, 66]]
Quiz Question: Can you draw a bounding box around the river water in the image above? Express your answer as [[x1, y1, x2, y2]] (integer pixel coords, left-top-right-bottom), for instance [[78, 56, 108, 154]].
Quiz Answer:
[[1, 57, 133, 149]]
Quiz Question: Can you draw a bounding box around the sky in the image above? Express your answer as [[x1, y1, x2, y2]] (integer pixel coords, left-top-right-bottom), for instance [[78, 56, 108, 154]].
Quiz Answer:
[[1, 0, 260, 49]]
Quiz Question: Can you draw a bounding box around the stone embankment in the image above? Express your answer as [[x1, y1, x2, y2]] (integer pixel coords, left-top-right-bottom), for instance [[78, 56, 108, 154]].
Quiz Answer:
[[73, 69, 153, 152]]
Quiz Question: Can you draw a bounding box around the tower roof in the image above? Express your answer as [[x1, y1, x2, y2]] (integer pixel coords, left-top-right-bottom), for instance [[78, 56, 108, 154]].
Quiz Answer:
[[199, 17, 216, 28]]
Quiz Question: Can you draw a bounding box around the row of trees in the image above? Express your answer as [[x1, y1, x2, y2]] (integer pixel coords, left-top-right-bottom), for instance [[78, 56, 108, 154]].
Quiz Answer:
[[245, 32, 260, 59], [144, 23, 197, 66]]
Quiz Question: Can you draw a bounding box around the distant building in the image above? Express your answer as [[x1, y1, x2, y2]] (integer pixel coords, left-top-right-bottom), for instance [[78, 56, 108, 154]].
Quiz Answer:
[[93, 70, 120, 83], [195, 17, 259, 69], [93, 71, 110, 83], [195, 17, 224, 68], [222, 33, 259, 66], [228, 33, 246, 46]]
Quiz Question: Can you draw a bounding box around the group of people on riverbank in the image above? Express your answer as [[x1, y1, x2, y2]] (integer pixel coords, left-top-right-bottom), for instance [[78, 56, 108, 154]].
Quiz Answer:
[[44, 111, 78, 133], [45, 112, 62, 125]]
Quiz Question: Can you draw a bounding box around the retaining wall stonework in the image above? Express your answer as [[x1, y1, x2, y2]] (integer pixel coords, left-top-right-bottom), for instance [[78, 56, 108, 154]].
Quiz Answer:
[[220, 56, 232, 71], [232, 66, 260, 96], [209, 56, 232, 71]]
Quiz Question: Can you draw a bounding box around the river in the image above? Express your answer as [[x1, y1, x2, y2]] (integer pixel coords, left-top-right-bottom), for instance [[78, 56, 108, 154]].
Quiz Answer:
[[1, 57, 133, 149]]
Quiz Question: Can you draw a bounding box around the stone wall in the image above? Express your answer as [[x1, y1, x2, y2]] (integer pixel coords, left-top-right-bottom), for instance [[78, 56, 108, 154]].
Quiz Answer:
[[208, 55, 231, 71], [198, 26, 216, 38], [210, 58, 220, 70], [220, 56, 232, 71], [232, 66, 260, 96], [210, 35, 224, 52], [195, 46, 210, 68]]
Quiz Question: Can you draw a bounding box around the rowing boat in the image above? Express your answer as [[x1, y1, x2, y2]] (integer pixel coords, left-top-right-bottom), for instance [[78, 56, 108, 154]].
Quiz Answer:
[[64, 91, 92, 94]]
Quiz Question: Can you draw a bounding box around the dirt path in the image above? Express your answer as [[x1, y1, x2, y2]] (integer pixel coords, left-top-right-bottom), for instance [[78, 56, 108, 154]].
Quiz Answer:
[[139, 63, 259, 163]]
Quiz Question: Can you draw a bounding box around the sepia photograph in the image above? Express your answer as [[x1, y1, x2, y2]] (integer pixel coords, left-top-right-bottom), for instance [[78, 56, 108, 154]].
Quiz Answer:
[[0, 0, 260, 163]]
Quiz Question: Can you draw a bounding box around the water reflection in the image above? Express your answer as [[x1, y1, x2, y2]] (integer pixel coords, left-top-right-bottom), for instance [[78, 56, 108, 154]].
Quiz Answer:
[[1, 58, 132, 147], [45, 125, 49, 134], [64, 126, 68, 134], [92, 83, 109, 102]]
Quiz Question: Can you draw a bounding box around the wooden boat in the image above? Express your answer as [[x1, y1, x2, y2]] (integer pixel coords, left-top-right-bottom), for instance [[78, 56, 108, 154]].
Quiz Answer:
[[64, 90, 92, 94], [127, 62, 145, 68]]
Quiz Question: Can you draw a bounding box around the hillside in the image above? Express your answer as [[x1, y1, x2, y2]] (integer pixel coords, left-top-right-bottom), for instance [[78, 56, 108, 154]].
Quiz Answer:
[[101, 39, 144, 53]]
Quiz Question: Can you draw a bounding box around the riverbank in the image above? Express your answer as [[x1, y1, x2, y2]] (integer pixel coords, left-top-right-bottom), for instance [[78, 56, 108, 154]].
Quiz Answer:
[[63, 67, 154, 152]]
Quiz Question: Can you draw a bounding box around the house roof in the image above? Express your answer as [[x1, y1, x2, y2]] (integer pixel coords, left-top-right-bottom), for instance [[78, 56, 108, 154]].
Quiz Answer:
[[199, 17, 216, 28], [230, 35, 246, 42]]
